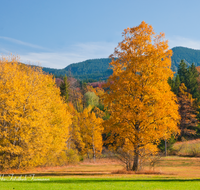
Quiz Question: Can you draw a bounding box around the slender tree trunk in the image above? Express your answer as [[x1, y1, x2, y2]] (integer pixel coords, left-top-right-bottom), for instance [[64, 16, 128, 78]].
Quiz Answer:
[[126, 162, 129, 171], [165, 138, 167, 156], [86, 143, 90, 159], [128, 160, 131, 170], [132, 146, 139, 171], [92, 134, 96, 162]]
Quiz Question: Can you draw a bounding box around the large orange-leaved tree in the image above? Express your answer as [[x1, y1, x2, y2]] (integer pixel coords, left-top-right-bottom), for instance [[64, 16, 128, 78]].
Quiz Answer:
[[103, 21, 180, 171]]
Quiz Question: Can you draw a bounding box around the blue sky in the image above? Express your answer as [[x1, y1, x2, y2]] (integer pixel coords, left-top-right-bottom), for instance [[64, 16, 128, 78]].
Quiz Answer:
[[1, 0, 200, 69]]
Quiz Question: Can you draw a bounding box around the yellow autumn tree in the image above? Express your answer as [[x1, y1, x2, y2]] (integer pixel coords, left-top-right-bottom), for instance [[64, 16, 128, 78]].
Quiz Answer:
[[79, 107, 103, 161], [103, 21, 180, 171], [0, 56, 71, 170], [67, 103, 103, 161], [67, 102, 85, 152]]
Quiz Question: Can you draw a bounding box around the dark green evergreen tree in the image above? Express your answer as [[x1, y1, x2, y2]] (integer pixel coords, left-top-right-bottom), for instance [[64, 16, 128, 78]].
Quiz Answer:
[[186, 63, 200, 101], [176, 60, 200, 102], [168, 77, 174, 91], [178, 60, 188, 84], [60, 75, 70, 102], [168, 74, 181, 95], [174, 74, 181, 95]]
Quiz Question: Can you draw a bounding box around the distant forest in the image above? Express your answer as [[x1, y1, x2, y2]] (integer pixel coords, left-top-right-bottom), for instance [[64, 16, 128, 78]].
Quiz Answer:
[[43, 58, 113, 81], [42, 47, 200, 81], [171, 47, 200, 72]]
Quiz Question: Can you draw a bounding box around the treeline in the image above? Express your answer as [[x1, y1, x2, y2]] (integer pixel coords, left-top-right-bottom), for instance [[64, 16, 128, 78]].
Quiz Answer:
[[43, 58, 113, 81], [2, 21, 199, 173], [168, 60, 200, 140], [2, 55, 200, 172], [171, 47, 200, 72], [0, 56, 108, 170], [41, 47, 200, 81], [0, 55, 110, 171], [0, 56, 72, 170]]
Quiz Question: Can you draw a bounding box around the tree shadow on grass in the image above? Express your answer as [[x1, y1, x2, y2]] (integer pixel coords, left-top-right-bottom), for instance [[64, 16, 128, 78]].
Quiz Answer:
[[1, 172, 110, 177], [2, 178, 200, 184]]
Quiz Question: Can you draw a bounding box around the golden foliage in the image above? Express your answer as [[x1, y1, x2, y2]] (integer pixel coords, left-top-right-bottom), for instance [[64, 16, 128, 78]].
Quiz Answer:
[[0, 56, 71, 169], [68, 104, 103, 160], [78, 107, 103, 160], [103, 21, 180, 171]]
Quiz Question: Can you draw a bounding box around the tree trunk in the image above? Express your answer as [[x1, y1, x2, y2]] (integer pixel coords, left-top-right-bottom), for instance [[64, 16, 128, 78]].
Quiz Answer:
[[165, 138, 167, 156], [132, 146, 139, 171], [126, 162, 129, 171], [126, 160, 132, 171], [132, 124, 140, 171], [92, 134, 96, 162], [132, 154, 139, 171], [128, 161, 132, 170]]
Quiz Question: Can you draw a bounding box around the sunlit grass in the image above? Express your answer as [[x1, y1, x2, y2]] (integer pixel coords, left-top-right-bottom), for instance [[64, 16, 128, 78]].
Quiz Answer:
[[1, 177, 200, 190], [1, 156, 200, 189]]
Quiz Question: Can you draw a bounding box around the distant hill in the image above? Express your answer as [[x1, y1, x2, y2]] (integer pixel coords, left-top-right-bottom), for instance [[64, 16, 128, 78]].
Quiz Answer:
[[171, 47, 200, 72], [42, 58, 113, 81], [42, 47, 200, 81]]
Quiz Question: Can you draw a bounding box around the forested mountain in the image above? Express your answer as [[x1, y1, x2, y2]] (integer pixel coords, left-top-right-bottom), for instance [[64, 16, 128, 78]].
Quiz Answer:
[[43, 58, 113, 81], [171, 47, 200, 72], [42, 47, 200, 80]]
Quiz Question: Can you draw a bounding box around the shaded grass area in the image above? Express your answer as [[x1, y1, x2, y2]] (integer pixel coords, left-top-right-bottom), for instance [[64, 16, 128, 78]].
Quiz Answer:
[[1, 177, 200, 190]]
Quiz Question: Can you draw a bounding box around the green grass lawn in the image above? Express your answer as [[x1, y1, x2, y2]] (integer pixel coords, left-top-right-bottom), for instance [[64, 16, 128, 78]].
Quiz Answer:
[[1, 177, 200, 190], [1, 157, 200, 190]]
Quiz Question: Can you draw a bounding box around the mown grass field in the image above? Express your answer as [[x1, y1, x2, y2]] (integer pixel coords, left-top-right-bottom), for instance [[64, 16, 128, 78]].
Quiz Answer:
[[1, 177, 200, 190], [1, 157, 200, 190]]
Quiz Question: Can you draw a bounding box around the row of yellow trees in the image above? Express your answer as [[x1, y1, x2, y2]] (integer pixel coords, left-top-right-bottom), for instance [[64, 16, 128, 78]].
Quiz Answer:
[[0, 56, 104, 170], [0, 56, 72, 169], [68, 105, 103, 161], [0, 21, 180, 171]]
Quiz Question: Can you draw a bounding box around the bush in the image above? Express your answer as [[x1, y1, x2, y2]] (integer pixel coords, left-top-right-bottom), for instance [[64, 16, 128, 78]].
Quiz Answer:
[[172, 139, 200, 157], [66, 149, 80, 164]]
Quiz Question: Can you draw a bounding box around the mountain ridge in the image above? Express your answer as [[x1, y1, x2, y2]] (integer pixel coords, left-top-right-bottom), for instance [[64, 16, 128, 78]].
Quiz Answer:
[[42, 46, 200, 80]]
